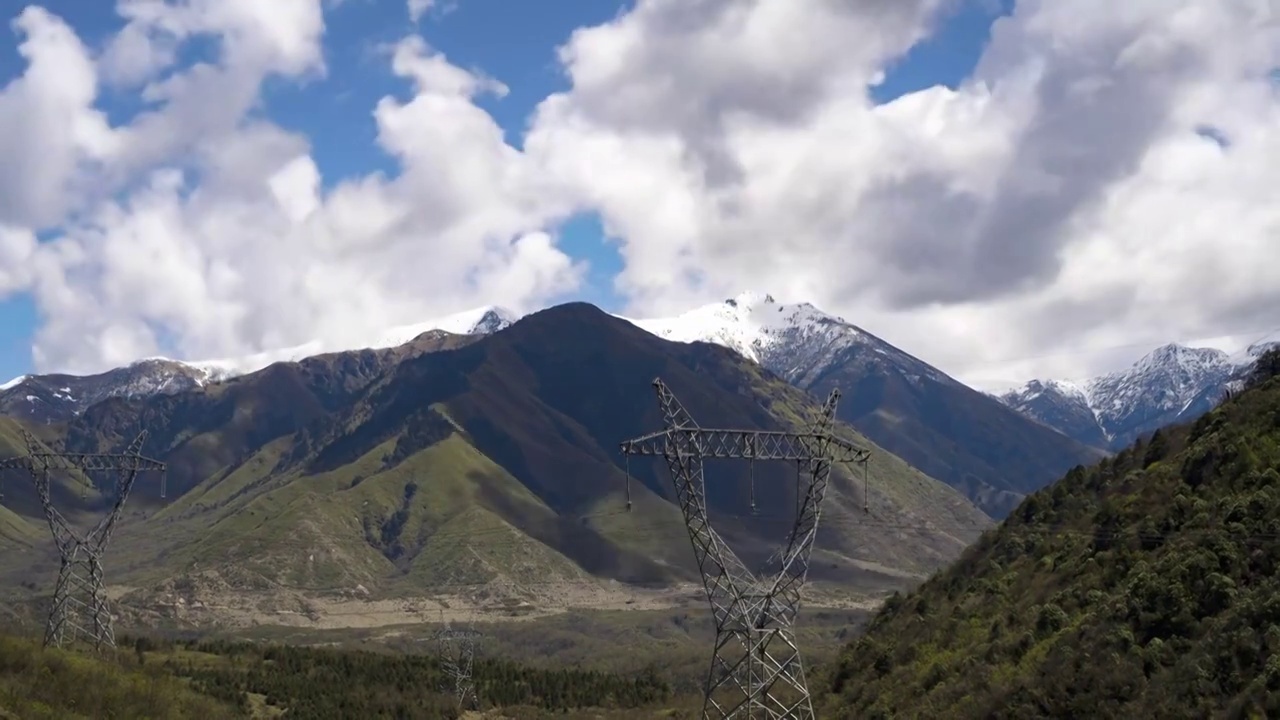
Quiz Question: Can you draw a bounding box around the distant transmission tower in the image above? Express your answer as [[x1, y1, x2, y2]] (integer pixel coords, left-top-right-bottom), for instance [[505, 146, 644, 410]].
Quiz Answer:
[[621, 378, 869, 719], [434, 614, 481, 710], [0, 431, 165, 651]]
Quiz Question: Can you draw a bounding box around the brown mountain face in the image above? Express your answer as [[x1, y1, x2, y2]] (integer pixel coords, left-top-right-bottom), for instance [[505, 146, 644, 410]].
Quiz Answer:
[[741, 317, 1105, 518], [801, 354, 1105, 517], [1, 304, 990, 604]]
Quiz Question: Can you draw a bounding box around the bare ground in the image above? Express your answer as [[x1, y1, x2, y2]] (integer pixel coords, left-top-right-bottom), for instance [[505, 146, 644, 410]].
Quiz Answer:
[[106, 571, 886, 632]]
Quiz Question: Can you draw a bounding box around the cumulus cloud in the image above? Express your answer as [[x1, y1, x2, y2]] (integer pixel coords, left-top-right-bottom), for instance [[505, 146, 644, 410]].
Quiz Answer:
[[525, 0, 1280, 382], [2, 0, 1278, 385], [1, 2, 582, 374], [0, 7, 116, 229]]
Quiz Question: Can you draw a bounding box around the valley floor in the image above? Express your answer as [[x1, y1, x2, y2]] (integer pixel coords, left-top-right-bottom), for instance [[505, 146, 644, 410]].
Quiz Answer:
[[93, 577, 886, 633], [3, 580, 876, 680], [0, 598, 873, 717]]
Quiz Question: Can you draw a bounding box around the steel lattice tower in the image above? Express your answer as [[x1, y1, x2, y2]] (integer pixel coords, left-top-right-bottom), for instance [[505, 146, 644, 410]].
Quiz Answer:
[[434, 615, 481, 710], [621, 378, 869, 719], [0, 431, 165, 651]]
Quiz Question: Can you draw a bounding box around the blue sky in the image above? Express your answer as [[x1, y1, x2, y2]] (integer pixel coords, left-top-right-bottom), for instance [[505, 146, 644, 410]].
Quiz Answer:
[[0, 0, 1012, 382]]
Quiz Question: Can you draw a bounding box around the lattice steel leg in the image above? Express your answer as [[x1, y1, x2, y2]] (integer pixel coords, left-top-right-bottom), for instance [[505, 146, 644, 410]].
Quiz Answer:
[[45, 541, 117, 650], [435, 616, 481, 711], [621, 378, 867, 719]]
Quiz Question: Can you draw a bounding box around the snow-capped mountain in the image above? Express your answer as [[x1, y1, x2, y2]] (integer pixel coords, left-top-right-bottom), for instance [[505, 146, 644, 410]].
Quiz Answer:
[[624, 291, 952, 390], [0, 306, 518, 424], [0, 359, 219, 425], [625, 292, 1102, 516], [1000, 337, 1276, 450], [0, 290, 1103, 516]]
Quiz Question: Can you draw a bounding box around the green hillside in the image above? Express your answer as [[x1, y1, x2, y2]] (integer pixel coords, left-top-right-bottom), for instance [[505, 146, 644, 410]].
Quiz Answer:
[[0, 505, 36, 555], [1, 305, 990, 626], [826, 350, 1280, 718]]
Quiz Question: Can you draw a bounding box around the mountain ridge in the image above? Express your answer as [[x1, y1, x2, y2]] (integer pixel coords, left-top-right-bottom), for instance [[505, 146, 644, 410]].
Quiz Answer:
[[9, 292, 1261, 516], [999, 335, 1276, 450], [1, 293, 1104, 517]]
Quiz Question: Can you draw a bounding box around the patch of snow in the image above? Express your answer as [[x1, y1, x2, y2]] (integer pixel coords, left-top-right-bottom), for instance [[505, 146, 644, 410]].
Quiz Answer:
[[184, 306, 521, 382], [0, 375, 27, 391]]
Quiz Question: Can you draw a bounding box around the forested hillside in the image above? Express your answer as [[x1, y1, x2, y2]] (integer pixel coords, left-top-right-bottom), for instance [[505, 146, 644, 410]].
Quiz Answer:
[[826, 349, 1280, 718]]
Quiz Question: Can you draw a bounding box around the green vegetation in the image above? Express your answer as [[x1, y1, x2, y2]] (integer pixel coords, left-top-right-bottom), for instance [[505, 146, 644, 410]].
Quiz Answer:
[[827, 349, 1280, 718], [0, 627, 681, 718], [0, 632, 238, 719], [150, 636, 671, 717], [0, 505, 35, 549]]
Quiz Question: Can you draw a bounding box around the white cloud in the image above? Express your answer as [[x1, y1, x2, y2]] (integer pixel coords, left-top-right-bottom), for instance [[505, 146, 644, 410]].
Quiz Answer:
[[0, 7, 117, 229], [2, 0, 1278, 387], [1, 3, 583, 375], [525, 0, 1280, 383], [407, 0, 433, 22]]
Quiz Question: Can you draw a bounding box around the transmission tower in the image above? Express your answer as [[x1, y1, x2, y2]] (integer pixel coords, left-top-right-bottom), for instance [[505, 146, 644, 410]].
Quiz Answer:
[[0, 430, 165, 651], [434, 614, 481, 710], [621, 378, 869, 719]]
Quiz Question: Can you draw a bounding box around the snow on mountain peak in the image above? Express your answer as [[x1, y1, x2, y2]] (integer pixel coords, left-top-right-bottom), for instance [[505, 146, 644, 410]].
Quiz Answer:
[[1133, 342, 1228, 375], [623, 293, 858, 364], [1005, 377, 1090, 405], [184, 305, 520, 380], [617, 293, 961, 391], [1242, 330, 1280, 361], [1002, 340, 1250, 451], [725, 291, 776, 309], [0, 306, 522, 393], [0, 375, 27, 391]]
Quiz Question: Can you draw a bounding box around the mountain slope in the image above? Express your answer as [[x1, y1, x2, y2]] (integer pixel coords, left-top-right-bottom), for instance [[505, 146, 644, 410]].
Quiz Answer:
[[629, 293, 1102, 517], [5, 304, 990, 614], [827, 349, 1280, 719]]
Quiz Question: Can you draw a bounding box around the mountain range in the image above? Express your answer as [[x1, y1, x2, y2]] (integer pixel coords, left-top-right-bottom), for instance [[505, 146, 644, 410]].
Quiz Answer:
[[0, 304, 991, 628], [997, 336, 1278, 450], [4, 293, 1266, 518]]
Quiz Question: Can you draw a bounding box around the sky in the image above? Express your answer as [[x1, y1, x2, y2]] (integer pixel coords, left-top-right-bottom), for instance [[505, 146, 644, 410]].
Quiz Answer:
[[0, 0, 1277, 390]]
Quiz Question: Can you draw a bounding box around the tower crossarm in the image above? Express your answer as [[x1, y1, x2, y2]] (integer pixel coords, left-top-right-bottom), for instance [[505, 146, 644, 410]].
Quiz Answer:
[[620, 428, 868, 465], [0, 454, 166, 473]]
